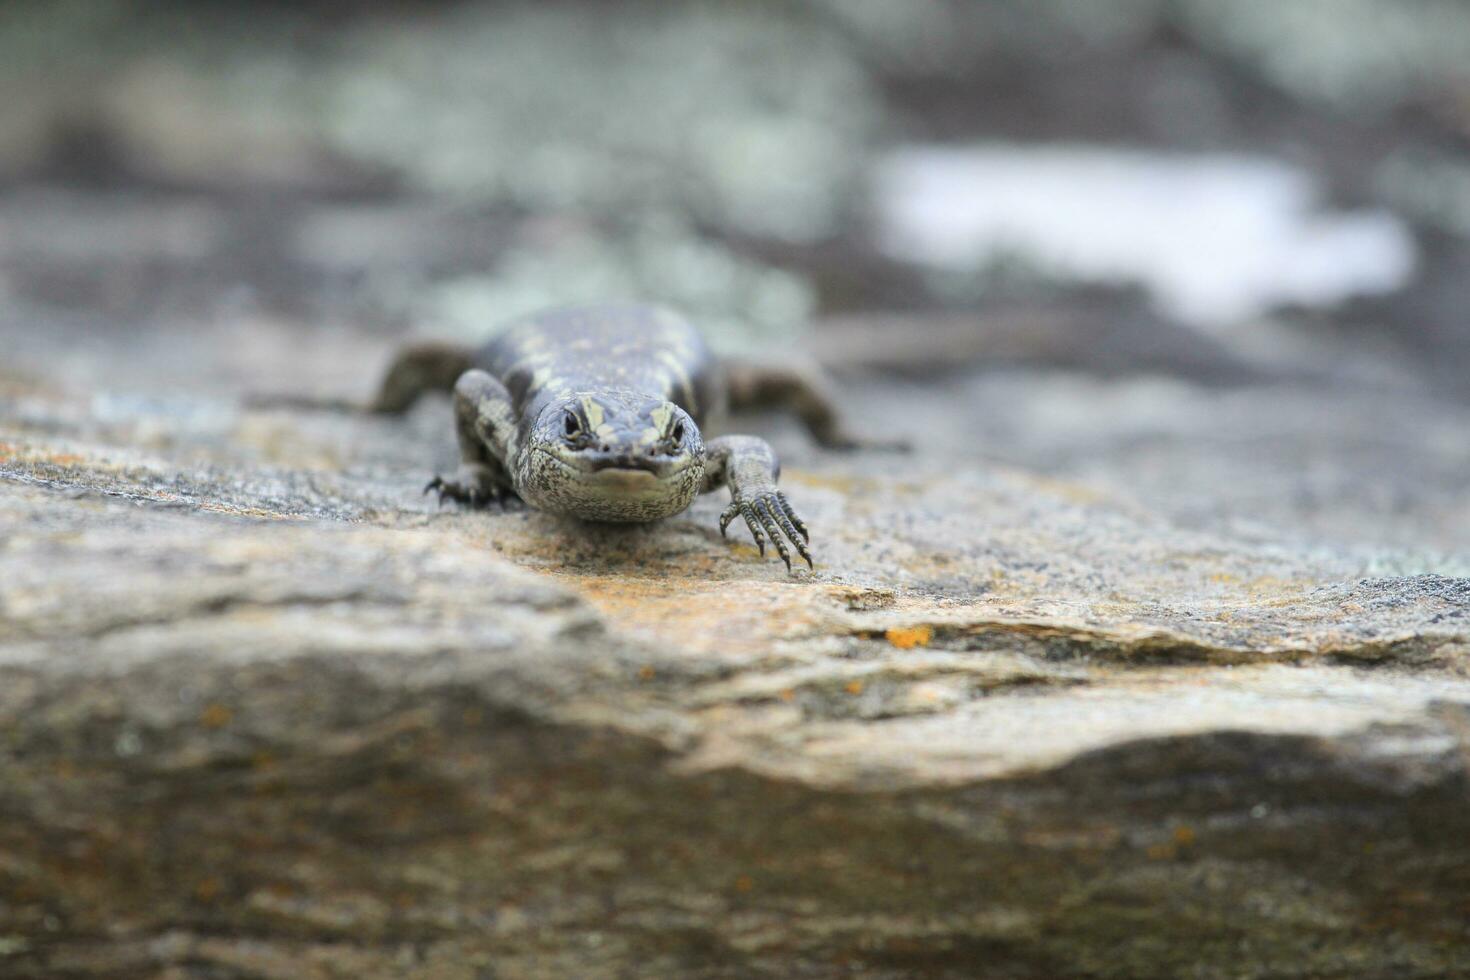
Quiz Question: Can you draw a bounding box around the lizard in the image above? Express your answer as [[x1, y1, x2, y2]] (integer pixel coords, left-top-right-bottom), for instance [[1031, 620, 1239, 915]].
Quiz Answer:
[[369, 303, 876, 572]]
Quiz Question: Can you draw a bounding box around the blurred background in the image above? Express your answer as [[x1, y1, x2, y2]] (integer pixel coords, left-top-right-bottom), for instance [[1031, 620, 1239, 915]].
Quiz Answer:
[[3, 0, 1469, 552]]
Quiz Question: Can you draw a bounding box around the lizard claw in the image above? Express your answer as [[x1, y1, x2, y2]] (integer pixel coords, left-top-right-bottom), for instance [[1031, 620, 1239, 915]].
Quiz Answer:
[[424, 476, 452, 508], [725, 488, 812, 572], [719, 501, 738, 538], [423, 467, 518, 511]]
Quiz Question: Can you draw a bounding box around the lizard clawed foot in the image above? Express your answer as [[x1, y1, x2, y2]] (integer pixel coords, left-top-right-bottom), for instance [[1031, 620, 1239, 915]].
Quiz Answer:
[[720, 488, 811, 572], [423, 466, 519, 510]]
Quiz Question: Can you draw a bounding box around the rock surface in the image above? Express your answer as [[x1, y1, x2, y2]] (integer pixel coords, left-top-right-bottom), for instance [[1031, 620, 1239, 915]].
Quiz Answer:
[[4, 1, 1470, 975], [3, 303, 1470, 979]]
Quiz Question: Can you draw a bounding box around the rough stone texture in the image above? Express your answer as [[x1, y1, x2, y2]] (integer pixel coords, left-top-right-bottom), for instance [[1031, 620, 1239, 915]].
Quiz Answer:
[[4, 1, 1470, 976], [3, 300, 1470, 979]]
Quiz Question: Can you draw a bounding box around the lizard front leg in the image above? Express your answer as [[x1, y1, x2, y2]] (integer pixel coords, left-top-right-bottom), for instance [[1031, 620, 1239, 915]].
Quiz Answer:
[[701, 435, 811, 571], [425, 369, 519, 508]]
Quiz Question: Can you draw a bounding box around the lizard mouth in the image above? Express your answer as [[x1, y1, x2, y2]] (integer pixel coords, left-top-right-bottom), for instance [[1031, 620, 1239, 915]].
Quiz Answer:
[[583, 453, 667, 475], [535, 447, 694, 482], [528, 446, 703, 522]]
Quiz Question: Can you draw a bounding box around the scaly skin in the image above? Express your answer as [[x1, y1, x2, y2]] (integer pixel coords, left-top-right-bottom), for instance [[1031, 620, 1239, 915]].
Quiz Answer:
[[388, 303, 865, 572]]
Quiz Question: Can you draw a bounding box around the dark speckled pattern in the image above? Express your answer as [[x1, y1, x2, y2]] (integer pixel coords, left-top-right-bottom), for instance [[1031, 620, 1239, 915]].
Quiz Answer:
[[417, 304, 806, 565], [472, 305, 717, 522], [476, 304, 721, 427]]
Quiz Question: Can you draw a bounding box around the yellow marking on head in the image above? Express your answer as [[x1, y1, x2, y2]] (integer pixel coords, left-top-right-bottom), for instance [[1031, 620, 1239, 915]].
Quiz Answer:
[[580, 396, 606, 432], [637, 403, 676, 448]]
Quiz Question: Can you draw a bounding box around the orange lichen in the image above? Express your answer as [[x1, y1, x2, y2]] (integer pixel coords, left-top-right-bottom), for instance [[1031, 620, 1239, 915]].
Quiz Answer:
[[556, 574, 822, 657], [199, 703, 233, 729], [884, 625, 933, 649], [844, 680, 865, 695], [0, 443, 85, 467]]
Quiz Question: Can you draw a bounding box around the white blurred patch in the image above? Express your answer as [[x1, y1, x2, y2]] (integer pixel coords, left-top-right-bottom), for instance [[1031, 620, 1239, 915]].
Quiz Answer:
[[874, 145, 1416, 328]]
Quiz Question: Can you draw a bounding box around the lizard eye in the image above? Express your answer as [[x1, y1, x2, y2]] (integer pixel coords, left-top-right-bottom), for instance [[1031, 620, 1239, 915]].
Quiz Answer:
[[563, 412, 581, 438], [671, 421, 685, 442]]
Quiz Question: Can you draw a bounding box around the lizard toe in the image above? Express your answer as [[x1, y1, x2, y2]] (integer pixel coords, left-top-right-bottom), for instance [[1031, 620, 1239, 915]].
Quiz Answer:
[[768, 497, 811, 570], [719, 501, 740, 538], [753, 498, 792, 572], [777, 491, 809, 543], [740, 505, 767, 556]]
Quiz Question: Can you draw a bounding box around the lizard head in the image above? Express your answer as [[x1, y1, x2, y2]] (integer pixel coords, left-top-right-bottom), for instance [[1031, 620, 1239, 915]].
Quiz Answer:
[[517, 391, 705, 522]]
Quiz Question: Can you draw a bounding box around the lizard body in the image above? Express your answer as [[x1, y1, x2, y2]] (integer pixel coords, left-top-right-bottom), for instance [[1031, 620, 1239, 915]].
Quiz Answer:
[[373, 303, 862, 571]]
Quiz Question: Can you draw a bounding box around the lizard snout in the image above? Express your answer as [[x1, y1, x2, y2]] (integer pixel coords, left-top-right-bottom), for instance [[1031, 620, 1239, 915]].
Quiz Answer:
[[580, 449, 671, 476]]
